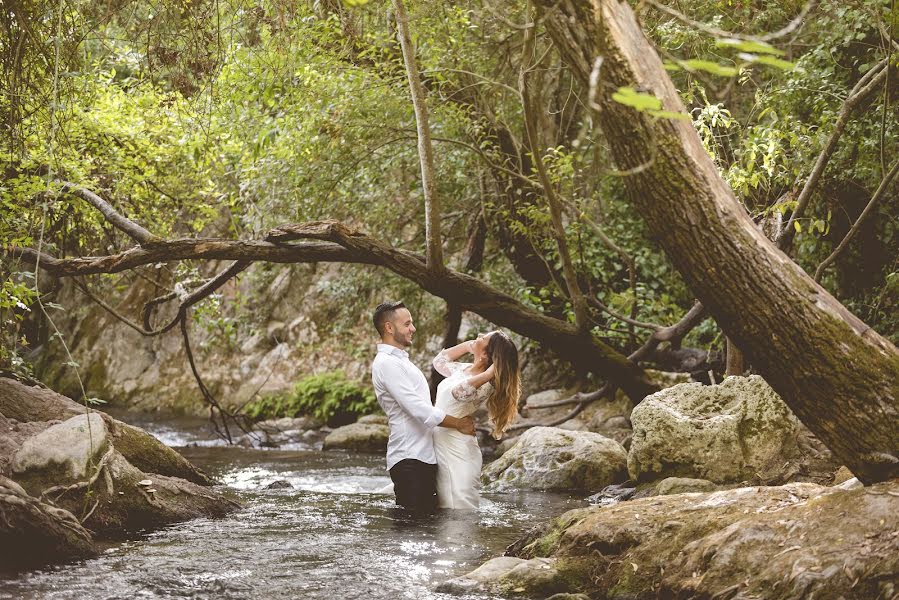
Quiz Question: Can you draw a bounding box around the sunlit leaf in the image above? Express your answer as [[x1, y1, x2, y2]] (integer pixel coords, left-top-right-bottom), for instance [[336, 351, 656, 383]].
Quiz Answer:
[[739, 53, 796, 71], [681, 59, 738, 77], [611, 87, 662, 112], [716, 38, 785, 56]]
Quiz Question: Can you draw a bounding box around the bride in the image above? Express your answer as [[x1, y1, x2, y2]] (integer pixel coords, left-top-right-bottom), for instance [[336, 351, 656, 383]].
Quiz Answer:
[[431, 331, 520, 509]]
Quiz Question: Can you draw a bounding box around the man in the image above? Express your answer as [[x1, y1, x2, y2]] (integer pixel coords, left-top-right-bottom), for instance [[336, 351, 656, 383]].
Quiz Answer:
[[371, 301, 475, 512]]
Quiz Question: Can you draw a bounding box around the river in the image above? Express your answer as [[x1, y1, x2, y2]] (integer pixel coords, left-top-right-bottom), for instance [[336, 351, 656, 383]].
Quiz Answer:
[[0, 414, 586, 599]]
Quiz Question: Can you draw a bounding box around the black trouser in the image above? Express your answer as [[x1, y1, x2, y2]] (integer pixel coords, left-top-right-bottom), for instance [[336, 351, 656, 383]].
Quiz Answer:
[[389, 459, 438, 513]]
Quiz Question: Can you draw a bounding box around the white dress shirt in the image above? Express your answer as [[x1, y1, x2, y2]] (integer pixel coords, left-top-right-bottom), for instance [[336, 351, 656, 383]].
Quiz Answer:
[[371, 343, 446, 470]]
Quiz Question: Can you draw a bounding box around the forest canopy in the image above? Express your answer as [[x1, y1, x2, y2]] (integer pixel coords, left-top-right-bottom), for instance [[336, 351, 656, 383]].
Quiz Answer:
[[2, 0, 897, 407]]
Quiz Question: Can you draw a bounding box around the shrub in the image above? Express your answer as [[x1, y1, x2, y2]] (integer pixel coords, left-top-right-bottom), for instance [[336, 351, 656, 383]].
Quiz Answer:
[[245, 371, 379, 427]]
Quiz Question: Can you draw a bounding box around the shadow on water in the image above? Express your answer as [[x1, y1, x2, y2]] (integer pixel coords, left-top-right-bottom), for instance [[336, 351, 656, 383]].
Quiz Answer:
[[0, 415, 586, 599]]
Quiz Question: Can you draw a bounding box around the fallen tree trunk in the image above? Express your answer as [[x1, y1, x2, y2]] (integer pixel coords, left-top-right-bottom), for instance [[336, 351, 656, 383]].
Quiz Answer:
[[535, 0, 899, 483]]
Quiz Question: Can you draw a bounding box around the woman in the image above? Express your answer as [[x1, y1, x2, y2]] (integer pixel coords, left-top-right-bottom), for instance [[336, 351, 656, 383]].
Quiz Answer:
[[431, 330, 520, 509]]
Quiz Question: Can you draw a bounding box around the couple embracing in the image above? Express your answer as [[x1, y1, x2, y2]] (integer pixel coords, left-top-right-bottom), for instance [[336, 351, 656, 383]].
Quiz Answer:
[[371, 301, 520, 512]]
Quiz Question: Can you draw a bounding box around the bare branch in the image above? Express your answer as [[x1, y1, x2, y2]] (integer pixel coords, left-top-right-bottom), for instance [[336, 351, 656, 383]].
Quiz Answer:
[[815, 158, 899, 281], [778, 58, 893, 249], [393, 0, 445, 273], [59, 183, 159, 245], [644, 0, 817, 43], [14, 219, 659, 399]]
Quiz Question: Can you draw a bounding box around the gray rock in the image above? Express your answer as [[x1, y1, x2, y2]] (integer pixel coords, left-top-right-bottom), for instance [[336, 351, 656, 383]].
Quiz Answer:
[[264, 479, 293, 490], [12, 413, 108, 495], [653, 477, 718, 496], [557, 418, 587, 431], [482, 427, 628, 492], [436, 556, 568, 596], [503, 479, 899, 600], [523, 389, 567, 409], [586, 483, 636, 506], [628, 375, 800, 484], [356, 414, 388, 425], [255, 416, 324, 446], [323, 422, 389, 453]]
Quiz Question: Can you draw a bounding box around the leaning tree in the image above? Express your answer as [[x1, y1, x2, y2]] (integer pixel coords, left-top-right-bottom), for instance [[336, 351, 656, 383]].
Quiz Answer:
[[531, 0, 898, 484]]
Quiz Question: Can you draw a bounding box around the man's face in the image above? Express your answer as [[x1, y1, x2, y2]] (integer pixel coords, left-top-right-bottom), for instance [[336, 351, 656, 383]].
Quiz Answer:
[[388, 308, 416, 347]]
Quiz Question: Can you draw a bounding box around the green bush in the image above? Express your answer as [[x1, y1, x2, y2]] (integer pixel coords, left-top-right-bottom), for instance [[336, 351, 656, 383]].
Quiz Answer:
[[245, 371, 379, 427]]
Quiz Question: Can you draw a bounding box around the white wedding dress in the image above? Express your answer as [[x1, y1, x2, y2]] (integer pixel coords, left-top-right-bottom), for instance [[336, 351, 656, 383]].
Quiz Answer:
[[432, 351, 493, 509]]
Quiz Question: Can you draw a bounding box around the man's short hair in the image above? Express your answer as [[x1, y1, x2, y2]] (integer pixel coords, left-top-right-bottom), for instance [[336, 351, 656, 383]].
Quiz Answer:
[[373, 301, 406, 337]]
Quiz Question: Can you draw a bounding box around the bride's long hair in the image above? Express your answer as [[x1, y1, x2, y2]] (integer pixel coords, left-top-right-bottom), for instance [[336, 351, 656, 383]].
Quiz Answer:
[[484, 331, 520, 440]]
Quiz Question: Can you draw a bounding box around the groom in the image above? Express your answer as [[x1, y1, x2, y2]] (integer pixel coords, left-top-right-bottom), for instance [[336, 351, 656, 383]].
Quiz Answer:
[[371, 301, 475, 512]]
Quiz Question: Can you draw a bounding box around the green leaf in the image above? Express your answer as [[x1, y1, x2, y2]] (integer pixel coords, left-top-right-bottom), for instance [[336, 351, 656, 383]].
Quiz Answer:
[[681, 59, 738, 77], [716, 38, 785, 56], [611, 87, 662, 112], [793, 221, 802, 233], [740, 53, 796, 71], [648, 109, 691, 120]]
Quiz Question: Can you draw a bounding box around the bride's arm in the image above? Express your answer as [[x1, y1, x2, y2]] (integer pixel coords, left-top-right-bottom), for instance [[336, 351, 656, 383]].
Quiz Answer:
[[432, 340, 475, 377], [451, 365, 494, 402]]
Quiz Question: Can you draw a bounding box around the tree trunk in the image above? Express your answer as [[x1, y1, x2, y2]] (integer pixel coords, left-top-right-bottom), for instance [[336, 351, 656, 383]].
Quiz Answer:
[[536, 0, 899, 483], [725, 337, 744, 377]]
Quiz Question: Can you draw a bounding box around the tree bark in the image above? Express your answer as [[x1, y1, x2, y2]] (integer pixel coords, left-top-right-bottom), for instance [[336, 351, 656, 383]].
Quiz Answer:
[[536, 0, 899, 484], [725, 337, 744, 377]]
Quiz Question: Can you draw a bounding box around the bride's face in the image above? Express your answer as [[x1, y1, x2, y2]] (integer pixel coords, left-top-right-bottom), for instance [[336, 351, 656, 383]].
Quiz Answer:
[[472, 331, 495, 361]]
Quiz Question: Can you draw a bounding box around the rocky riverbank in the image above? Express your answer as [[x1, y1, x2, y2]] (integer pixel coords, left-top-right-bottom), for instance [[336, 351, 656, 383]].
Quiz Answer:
[[0, 376, 239, 571], [437, 375, 897, 598]]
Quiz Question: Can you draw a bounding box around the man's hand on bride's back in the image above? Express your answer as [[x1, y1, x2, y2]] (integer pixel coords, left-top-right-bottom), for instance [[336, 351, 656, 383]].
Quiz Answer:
[[458, 416, 476, 436]]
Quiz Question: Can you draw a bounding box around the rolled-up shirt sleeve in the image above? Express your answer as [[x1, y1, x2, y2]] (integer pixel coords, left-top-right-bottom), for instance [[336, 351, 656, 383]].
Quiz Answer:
[[379, 359, 446, 428]]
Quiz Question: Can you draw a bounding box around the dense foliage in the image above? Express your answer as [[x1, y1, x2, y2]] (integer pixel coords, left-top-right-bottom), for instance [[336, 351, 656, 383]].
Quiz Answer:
[[244, 370, 379, 426], [2, 0, 896, 383]]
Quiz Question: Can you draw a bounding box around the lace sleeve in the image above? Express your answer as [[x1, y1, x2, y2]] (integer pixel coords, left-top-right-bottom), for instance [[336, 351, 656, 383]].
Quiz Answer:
[[432, 350, 454, 377], [451, 380, 493, 405]]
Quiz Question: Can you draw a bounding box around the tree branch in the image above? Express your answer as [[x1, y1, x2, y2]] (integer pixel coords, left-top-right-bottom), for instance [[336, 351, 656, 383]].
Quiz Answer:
[[814, 158, 899, 281], [393, 0, 445, 273], [777, 57, 892, 250], [14, 219, 659, 400], [519, 11, 590, 332], [59, 182, 159, 245]]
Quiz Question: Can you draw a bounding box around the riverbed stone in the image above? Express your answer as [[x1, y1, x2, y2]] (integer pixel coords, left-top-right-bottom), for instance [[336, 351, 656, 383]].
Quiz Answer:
[[255, 416, 325, 446], [436, 556, 577, 597], [652, 477, 718, 496], [12, 413, 109, 495], [322, 422, 389, 453], [0, 476, 96, 570], [502, 479, 899, 599], [627, 375, 800, 484], [356, 414, 388, 425], [481, 427, 628, 492]]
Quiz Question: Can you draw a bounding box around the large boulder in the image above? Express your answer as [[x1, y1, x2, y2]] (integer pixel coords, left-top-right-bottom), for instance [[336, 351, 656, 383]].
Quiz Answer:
[[12, 413, 109, 496], [628, 375, 801, 484], [45, 449, 237, 537], [322, 421, 389, 453], [0, 377, 238, 547], [481, 427, 628, 492], [0, 476, 96, 570], [495, 479, 899, 599]]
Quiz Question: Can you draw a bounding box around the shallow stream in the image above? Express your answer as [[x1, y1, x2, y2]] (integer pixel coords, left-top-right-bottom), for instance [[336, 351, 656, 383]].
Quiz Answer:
[[0, 414, 586, 599]]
